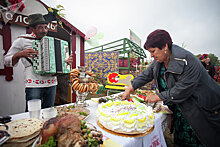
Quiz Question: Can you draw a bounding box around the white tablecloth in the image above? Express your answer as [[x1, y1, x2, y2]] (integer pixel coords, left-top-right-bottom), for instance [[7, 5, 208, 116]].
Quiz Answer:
[[11, 100, 168, 147]]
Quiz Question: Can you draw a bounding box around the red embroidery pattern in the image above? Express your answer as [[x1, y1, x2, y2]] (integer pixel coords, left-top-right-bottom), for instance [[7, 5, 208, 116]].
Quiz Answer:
[[150, 135, 161, 147], [25, 79, 57, 84]]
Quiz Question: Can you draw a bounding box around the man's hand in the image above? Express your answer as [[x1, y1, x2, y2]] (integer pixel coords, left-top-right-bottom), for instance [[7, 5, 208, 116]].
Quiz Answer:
[[65, 54, 73, 65], [12, 49, 38, 66], [145, 94, 162, 103], [20, 49, 38, 58]]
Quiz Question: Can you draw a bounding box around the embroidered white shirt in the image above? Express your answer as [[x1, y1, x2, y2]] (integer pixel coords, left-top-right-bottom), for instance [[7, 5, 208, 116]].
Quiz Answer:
[[4, 33, 57, 88]]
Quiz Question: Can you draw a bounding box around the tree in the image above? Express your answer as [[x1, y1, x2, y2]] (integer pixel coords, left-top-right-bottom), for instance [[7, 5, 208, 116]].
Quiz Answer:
[[208, 53, 220, 65]]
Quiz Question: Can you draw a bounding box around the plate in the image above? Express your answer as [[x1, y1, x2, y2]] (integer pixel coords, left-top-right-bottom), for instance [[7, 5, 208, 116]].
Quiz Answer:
[[91, 98, 100, 103], [91, 93, 123, 104], [0, 130, 10, 146], [97, 120, 154, 137], [56, 104, 90, 120], [32, 136, 39, 147], [33, 119, 103, 147]]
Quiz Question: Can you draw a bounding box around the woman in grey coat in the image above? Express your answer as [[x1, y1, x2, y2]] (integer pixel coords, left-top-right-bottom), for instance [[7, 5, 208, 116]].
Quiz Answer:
[[122, 29, 220, 147]]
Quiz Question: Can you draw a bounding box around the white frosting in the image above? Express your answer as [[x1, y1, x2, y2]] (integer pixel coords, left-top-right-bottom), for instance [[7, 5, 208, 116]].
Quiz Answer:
[[97, 100, 154, 132]]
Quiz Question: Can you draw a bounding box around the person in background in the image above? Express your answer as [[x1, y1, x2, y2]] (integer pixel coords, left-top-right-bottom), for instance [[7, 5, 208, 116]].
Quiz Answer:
[[4, 13, 73, 111], [204, 57, 216, 79], [199, 54, 208, 68], [122, 29, 220, 147]]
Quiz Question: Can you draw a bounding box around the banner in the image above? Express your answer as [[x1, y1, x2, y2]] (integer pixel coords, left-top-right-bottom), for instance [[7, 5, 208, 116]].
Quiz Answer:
[[0, 11, 57, 32], [129, 29, 141, 47]]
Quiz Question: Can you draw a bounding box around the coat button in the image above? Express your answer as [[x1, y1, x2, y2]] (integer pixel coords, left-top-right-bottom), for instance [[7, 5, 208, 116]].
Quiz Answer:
[[214, 111, 218, 115]]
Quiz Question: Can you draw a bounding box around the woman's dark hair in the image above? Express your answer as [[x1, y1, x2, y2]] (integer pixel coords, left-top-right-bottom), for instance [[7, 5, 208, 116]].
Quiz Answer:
[[144, 29, 173, 50]]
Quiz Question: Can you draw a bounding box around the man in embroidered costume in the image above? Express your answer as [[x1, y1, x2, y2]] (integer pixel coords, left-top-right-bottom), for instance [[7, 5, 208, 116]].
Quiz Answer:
[[4, 13, 73, 110]]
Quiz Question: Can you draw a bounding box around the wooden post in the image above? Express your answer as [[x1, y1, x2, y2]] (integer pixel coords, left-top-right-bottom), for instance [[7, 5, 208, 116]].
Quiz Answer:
[[136, 64, 138, 77]]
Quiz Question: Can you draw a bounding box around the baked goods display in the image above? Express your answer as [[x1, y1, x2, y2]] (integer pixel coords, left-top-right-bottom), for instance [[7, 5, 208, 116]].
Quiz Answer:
[[0, 89, 167, 146], [97, 100, 154, 134], [56, 104, 90, 120], [70, 68, 99, 95], [39, 115, 103, 147], [0, 118, 44, 147]]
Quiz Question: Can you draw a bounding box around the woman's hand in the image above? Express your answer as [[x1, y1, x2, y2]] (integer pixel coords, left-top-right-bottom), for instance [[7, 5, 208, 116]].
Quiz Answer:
[[121, 90, 131, 100], [145, 94, 162, 103], [121, 85, 134, 100]]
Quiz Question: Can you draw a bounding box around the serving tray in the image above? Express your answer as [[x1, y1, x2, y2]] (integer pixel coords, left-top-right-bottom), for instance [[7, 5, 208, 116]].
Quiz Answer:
[[97, 120, 154, 137]]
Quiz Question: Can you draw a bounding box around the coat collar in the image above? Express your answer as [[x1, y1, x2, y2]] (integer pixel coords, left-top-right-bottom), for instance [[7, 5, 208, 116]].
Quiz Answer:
[[166, 45, 188, 74]]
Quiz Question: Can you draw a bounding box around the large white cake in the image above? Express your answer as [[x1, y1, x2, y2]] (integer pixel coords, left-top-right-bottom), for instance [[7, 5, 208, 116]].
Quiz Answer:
[[97, 100, 154, 133]]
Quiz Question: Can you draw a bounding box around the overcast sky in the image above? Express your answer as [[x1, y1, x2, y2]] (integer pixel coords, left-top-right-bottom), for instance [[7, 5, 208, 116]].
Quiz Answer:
[[41, 0, 220, 59]]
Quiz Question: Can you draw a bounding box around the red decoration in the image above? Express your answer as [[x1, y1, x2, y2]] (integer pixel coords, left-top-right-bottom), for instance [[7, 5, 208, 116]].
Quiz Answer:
[[8, 0, 25, 12], [199, 54, 208, 60], [108, 73, 119, 83]]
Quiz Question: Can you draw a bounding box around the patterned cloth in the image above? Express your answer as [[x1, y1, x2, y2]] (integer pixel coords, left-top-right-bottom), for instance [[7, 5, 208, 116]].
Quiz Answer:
[[173, 106, 204, 147], [85, 51, 119, 78], [158, 63, 204, 147]]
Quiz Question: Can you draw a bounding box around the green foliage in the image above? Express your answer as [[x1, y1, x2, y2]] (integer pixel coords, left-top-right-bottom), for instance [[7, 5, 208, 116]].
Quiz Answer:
[[39, 136, 57, 147], [130, 51, 138, 59], [56, 4, 66, 18], [208, 53, 220, 65], [48, 4, 65, 28]]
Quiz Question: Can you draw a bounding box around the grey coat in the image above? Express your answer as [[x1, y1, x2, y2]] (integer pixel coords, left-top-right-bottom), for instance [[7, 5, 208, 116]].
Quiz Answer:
[[132, 45, 220, 146]]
